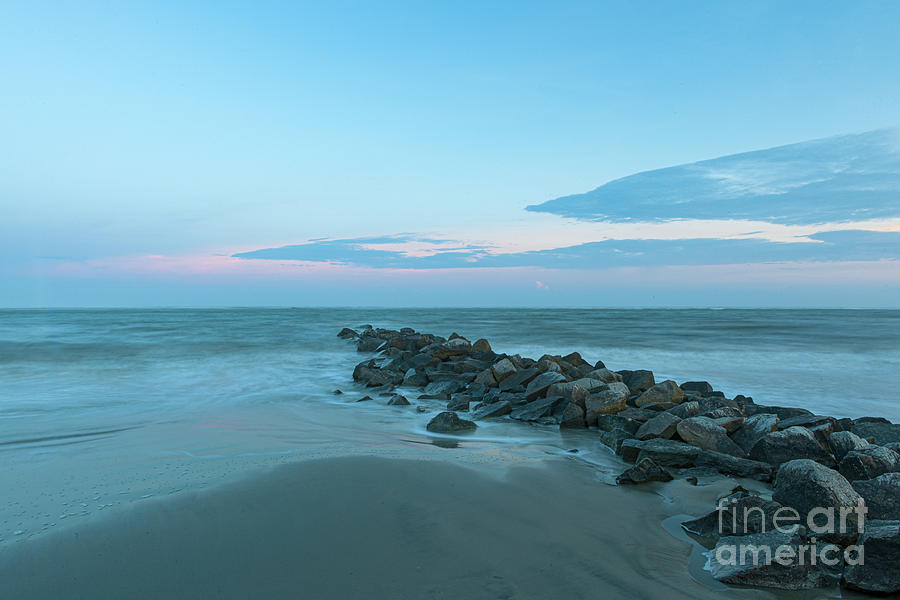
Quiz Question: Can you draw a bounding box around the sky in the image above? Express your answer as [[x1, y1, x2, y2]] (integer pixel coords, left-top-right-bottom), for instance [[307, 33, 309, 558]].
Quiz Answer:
[[1, 0, 899, 307]]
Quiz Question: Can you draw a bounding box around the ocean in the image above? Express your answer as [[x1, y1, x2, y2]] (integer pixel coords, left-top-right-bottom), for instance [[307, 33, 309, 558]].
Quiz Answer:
[[1, 308, 899, 546]]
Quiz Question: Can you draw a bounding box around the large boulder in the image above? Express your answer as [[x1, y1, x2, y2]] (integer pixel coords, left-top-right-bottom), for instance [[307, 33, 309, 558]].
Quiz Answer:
[[635, 380, 684, 407], [547, 378, 605, 399], [682, 490, 783, 544], [584, 388, 628, 425], [426, 411, 477, 433], [387, 394, 410, 406], [423, 379, 466, 397], [498, 368, 540, 392], [680, 381, 713, 395], [633, 439, 701, 467], [558, 401, 586, 428], [510, 396, 566, 422], [337, 327, 358, 339], [676, 416, 747, 457], [616, 457, 673, 485], [471, 400, 512, 420], [852, 418, 900, 445], [617, 369, 655, 394], [490, 358, 517, 383], [707, 529, 839, 590], [772, 459, 866, 544], [749, 426, 836, 467], [693, 451, 774, 482], [828, 430, 871, 462], [838, 445, 900, 482], [842, 521, 900, 594], [635, 412, 681, 441], [524, 371, 567, 401], [852, 473, 900, 520]]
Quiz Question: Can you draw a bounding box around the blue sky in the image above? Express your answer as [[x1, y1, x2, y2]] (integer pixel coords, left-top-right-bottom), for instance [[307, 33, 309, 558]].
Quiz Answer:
[[2, 1, 899, 307]]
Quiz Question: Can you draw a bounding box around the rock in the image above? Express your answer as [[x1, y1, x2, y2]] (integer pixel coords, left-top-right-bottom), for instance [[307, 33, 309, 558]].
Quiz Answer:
[[643, 402, 677, 412], [680, 381, 713, 395], [667, 401, 700, 419], [828, 431, 871, 462], [776, 414, 836, 431], [402, 368, 429, 387], [447, 396, 471, 412], [357, 395, 373, 402], [707, 529, 839, 590], [524, 371, 567, 401], [747, 405, 813, 420], [547, 378, 605, 399], [731, 413, 779, 454], [749, 426, 836, 467], [387, 394, 410, 406], [635, 439, 702, 467], [596, 428, 632, 453], [772, 459, 866, 544], [852, 419, 900, 445], [887, 442, 900, 453], [616, 457, 673, 484], [473, 368, 497, 387], [635, 380, 684, 407], [838, 445, 900, 482], [682, 491, 783, 544], [472, 401, 512, 420], [426, 411, 477, 433], [584, 388, 628, 424], [586, 368, 622, 383], [635, 412, 681, 441], [357, 336, 386, 352], [337, 327, 358, 339], [596, 413, 642, 435], [510, 396, 566, 422], [471, 338, 492, 353], [618, 369, 655, 394], [490, 358, 517, 383], [853, 473, 900, 520], [423, 380, 466, 397], [558, 401, 586, 428], [694, 451, 774, 482], [562, 351, 586, 367], [842, 521, 900, 594], [702, 407, 743, 419], [676, 416, 747, 457], [432, 337, 471, 359], [498, 367, 540, 392], [332, 389, 343, 395], [711, 415, 745, 433]]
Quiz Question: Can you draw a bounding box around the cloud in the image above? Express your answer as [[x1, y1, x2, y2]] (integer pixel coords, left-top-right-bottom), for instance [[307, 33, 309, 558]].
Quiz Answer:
[[233, 229, 900, 270], [526, 129, 900, 225]]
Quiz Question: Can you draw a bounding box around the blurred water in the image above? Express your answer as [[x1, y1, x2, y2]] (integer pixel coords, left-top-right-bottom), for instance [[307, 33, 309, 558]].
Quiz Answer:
[[1, 308, 898, 449]]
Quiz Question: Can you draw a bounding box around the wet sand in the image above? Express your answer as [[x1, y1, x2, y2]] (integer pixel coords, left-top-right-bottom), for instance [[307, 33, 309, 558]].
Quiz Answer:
[[0, 455, 785, 600]]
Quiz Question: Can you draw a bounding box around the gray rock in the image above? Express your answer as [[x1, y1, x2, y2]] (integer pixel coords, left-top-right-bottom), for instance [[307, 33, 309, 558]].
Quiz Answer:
[[498, 367, 540, 392], [682, 491, 783, 544], [828, 430, 871, 462], [707, 529, 839, 590], [747, 405, 813, 420], [337, 327, 358, 339], [616, 457, 673, 484], [490, 358, 517, 383], [635, 439, 702, 467], [776, 414, 837, 431], [712, 415, 745, 434], [731, 413, 779, 454], [596, 413, 642, 435], [680, 381, 713, 394], [842, 521, 900, 594], [446, 395, 471, 412], [547, 378, 604, 399], [387, 394, 410, 406], [617, 369, 655, 394], [584, 388, 628, 425], [596, 428, 632, 453], [749, 426, 836, 467], [402, 368, 429, 387], [667, 401, 700, 419], [853, 473, 900, 520], [694, 451, 774, 482], [426, 411, 477, 433], [635, 380, 684, 407], [852, 419, 900, 445], [838, 445, 900, 482], [471, 400, 512, 420], [635, 412, 681, 441], [472, 368, 497, 387], [423, 380, 466, 397], [772, 459, 866, 544], [524, 371, 568, 401], [558, 401, 586, 428], [510, 396, 566, 422], [676, 416, 747, 457]]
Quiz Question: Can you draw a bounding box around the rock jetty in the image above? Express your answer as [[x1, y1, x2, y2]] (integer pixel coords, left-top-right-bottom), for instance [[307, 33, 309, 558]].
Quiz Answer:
[[339, 325, 900, 596]]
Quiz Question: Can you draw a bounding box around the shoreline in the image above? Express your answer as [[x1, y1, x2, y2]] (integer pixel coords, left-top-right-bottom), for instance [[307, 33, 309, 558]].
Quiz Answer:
[[341, 325, 900, 596]]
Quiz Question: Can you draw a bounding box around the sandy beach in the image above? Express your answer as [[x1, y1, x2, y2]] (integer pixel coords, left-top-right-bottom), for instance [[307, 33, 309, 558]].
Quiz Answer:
[[1, 454, 782, 600]]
